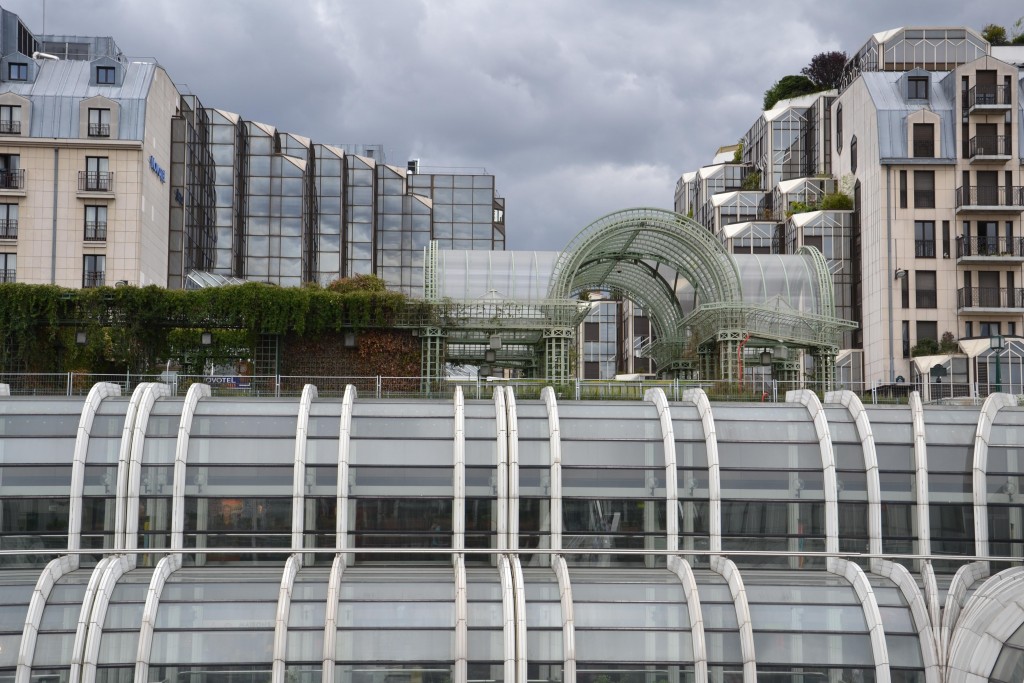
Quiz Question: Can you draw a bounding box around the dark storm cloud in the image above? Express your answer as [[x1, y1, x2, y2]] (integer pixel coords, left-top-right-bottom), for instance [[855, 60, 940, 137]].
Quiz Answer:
[[10, 0, 1020, 249]]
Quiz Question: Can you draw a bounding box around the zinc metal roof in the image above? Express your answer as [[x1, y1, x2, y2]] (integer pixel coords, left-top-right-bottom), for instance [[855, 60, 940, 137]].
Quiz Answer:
[[861, 71, 956, 160]]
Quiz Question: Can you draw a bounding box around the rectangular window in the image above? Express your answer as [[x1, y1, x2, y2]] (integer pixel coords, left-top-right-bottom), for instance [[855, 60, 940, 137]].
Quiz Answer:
[[916, 321, 938, 346], [87, 108, 110, 137], [583, 322, 599, 342], [81, 156, 111, 191], [908, 77, 929, 99], [913, 123, 934, 158], [901, 273, 910, 309], [965, 321, 973, 338], [0, 153, 21, 190], [84, 205, 107, 241], [7, 62, 27, 81], [942, 221, 950, 258], [0, 252, 14, 282], [915, 221, 936, 257], [0, 203, 17, 238], [914, 170, 935, 209], [916, 270, 937, 308], [980, 322, 1001, 338], [83, 254, 105, 288], [96, 66, 115, 85], [902, 321, 910, 358], [899, 170, 908, 209], [0, 105, 20, 134], [1010, 322, 1017, 336]]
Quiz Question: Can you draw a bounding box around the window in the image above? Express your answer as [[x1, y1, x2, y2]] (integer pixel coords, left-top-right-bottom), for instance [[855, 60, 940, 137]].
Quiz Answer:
[[902, 321, 910, 358], [915, 221, 936, 257], [95, 66, 115, 85], [899, 170, 908, 209], [84, 205, 107, 241], [7, 62, 27, 81], [81, 156, 111, 191], [917, 321, 938, 347], [850, 136, 858, 173], [965, 321, 973, 338], [980, 322, 1001, 338], [835, 104, 843, 152], [83, 254, 105, 288], [87, 108, 110, 137], [914, 170, 935, 208], [916, 270, 937, 308], [942, 221, 950, 258], [913, 123, 934, 157], [0, 203, 17, 238], [908, 76, 929, 99], [0, 153, 21, 190], [0, 105, 20, 134], [0, 252, 14, 282], [901, 274, 910, 309], [583, 322, 599, 342]]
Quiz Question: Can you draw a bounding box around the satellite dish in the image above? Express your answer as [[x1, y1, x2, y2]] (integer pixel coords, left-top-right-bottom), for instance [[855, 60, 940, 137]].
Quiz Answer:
[[114, 280, 129, 288]]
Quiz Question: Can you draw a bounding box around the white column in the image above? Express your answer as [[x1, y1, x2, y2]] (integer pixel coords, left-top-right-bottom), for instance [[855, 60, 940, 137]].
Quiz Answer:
[[272, 554, 301, 683], [15, 555, 79, 683], [682, 388, 720, 552], [69, 382, 122, 556], [321, 553, 346, 683], [454, 386, 466, 552], [825, 390, 883, 555], [171, 383, 210, 551], [827, 557, 891, 683], [498, 554, 516, 683], [870, 558, 941, 683], [645, 389, 678, 553], [510, 555, 527, 683], [909, 392, 932, 559], [292, 384, 318, 565], [786, 390, 839, 554], [972, 392, 1018, 560], [542, 387, 563, 558], [454, 553, 468, 683], [552, 555, 576, 683], [667, 556, 707, 683], [125, 383, 172, 551], [939, 560, 991, 665], [336, 386, 356, 556], [495, 387, 510, 551], [708, 555, 756, 683], [77, 554, 134, 683], [506, 389, 521, 552], [133, 552, 182, 683]]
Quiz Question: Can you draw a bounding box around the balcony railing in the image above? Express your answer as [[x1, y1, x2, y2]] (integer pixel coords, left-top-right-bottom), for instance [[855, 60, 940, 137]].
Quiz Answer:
[[88, 122, 110, 137], [84, 221, 107, 241], [956, 236, 1024, 258], [78, 171, 113, 192], [914, 239, 935, 257], [955, 185, 1024, 209], [912, 140, 934, 158], [0, 269, 14, 283], [967, 84, 1011, 109], [82, 271, 105, 288], [0, 120, 21, 134], [957, 287, 1024, 309], [0, 219, 16, 239], [968, 135, 1012, 158], [0, 169, 25, 190]]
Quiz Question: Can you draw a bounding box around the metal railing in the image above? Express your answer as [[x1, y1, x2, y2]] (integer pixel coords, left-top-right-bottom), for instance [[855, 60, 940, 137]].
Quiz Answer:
[[967, 83, 1011, 108], [82, 271, 105, 288], [957, 286, 1024, 310], [0, 269, 14, 283], [956, 235, 1024, 258], [968, 134, 1012, 157], [0, 218, 16, 239], [84, 221, 107, 241], [0, 169, 24, 190], [87, 122, 110, 137], [914, 239, 935, 257], [955, 185, 1024, 209], [0, 120, 20, 134], [78, 171, 113, 192]]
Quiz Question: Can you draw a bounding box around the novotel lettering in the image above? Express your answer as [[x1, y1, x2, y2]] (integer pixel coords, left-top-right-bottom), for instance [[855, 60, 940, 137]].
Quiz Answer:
[[149, 155, 166, 183]]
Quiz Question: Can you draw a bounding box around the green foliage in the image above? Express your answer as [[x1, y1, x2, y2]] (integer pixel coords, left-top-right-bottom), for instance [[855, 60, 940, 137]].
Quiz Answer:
[[801, 51, 847, 89], [763, 74, 819, 111], [0, 282, 409, 373], [740, 170, 761, 191], [939, 331, 959, 354], [787, 200, 817, 216], [983, 23, 1008, 45], [820, 192, 853, 210], [326, 274, 388, 294], [732, 140, 744, 163], [911, 338, 940, 357]]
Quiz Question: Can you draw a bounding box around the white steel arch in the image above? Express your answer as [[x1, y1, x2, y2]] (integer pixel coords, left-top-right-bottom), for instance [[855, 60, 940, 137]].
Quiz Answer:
[[870, 558, 941, 683], [506, 388, 521, 552], [910, 392, 932, 559], [827, 557, 891, 683], [454, 387, 466, 552], [321, 553, 346, 683], [170, 382, 210, 551], [76, 554, 134, 683], [68, 382, 121, 556], [972, 392, 1019, 559], [271, 554, 301, 683], [668, 556, 707, 683], [542, 387, 563, 558], [336, 385, 356, 553], [15, 555, 79, 683], [682, 388, 721, 552], [124, 382, 172, 551], [494, 387, 510, 551], [552, 554, 576, 683], [133, 552, 182, 683], [454, 553, 468, 683], [644, 388, 678, 552], [825, 389, 883, 555], [708, 555, 756, 683], [786, 389, 839, 554], [292, 384, 318, 564]]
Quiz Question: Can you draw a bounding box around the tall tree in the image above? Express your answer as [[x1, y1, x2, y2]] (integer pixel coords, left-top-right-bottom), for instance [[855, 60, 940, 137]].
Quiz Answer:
[[982, 23, 1008, 45], [801, 51, 847, 90]]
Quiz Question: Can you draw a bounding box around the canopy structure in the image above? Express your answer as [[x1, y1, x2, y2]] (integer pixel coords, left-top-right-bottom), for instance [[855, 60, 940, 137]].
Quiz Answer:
[[420, 208, 855, 386]]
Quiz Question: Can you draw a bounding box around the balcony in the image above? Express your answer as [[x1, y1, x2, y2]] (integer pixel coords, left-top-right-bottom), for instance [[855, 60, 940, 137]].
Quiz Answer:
[[88, 122, 110, 137], [0, 269, 14, 283], [968, 135, 1012, 161], [914, 240, 936, 258], [82, 271, 105, 288], [0, 169, 25, 190], [78, 171, 113, 193], [955, 185, 1024, 212], [0, 219, 16, 239], [967, 84, 1012, 112], [0, 120, 21, 135], [957, 287, 1024, 311], [956, 236, 1024, 262], [84, 221, 107, 241]]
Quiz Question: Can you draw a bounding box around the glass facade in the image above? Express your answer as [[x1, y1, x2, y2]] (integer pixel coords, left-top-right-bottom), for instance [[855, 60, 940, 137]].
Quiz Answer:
[[1, 385, 1024, 680]]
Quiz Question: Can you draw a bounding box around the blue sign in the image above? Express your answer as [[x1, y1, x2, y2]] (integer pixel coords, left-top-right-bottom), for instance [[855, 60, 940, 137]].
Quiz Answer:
[[174, 188, 184, 205], [149, 155, 166, 183]]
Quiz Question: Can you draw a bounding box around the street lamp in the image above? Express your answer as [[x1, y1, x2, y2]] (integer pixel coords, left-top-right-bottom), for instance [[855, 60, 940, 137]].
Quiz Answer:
[[990, 335, 1005, 393]]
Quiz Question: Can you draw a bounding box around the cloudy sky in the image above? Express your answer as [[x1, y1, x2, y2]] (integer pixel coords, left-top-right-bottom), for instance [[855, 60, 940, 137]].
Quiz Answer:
[[5, 0, 1020, 250]]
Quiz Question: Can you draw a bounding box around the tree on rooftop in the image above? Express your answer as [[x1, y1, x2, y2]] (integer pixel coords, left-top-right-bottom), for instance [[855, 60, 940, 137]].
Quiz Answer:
[[762, 74, 819, 111], [801, 51, 847, 90], [982, 23, 1008, 46]]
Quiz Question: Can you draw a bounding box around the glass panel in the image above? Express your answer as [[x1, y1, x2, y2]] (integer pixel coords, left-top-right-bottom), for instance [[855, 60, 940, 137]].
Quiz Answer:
[[150, 631, 275, 664]]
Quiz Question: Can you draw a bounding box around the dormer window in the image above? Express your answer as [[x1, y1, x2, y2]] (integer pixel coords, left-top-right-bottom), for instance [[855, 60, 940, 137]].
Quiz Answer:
[[908, 76, 928, 99], [7, 63, 27, 81], [96, 66, 115, 85]]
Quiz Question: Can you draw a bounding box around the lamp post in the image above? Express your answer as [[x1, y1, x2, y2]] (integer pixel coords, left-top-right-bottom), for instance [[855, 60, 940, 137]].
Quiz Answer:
[[990, 335, 1005, 393]]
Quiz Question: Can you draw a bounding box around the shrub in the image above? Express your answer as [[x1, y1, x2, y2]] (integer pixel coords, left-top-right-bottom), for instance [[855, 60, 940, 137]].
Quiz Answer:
[[820, 192, 853, 210]]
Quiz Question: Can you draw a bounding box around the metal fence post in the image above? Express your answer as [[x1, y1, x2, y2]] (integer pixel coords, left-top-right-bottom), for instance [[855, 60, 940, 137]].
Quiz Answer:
[[66, 372, 72, 397], [376, 376, 382, 399], [275, 375, 281, 398]]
